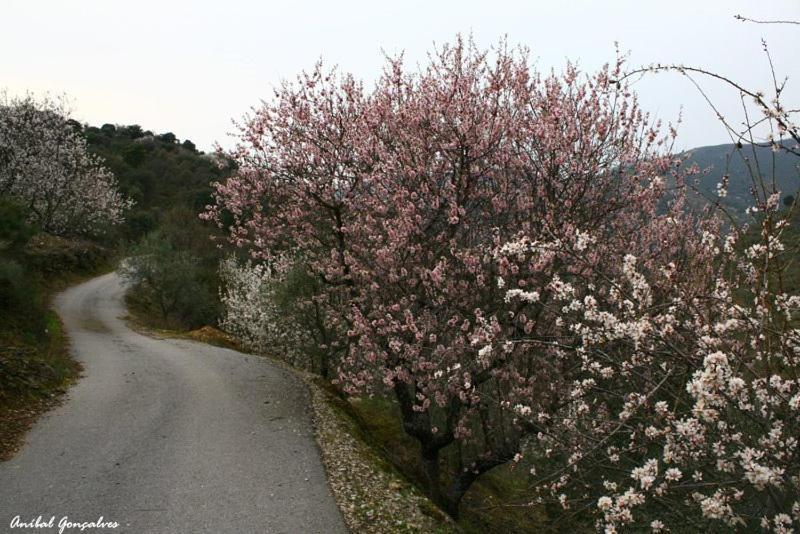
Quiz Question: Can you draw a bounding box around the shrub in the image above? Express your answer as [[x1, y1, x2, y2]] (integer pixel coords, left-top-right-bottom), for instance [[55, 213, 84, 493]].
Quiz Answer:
[[219, 256, 332, 376], [0, 258, 39, 322], [123, 232, 216, 329], [0, 196, 35, 249]]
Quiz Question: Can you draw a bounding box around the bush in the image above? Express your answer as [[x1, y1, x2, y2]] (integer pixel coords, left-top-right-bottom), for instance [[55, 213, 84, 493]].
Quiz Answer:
[[0, 197, 35, 249], [22, 233, 110, 275], [123, 208, 222, 330], [0, 258, 39, 323], [123, 232, 217, 329]]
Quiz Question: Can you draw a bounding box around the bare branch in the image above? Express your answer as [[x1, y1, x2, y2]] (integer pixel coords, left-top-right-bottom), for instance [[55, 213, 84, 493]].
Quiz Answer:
[[735, 14, 800, 25]]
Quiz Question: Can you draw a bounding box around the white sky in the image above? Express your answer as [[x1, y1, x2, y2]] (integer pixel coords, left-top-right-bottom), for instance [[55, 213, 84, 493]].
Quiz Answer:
[[2, 0, 798, 152]]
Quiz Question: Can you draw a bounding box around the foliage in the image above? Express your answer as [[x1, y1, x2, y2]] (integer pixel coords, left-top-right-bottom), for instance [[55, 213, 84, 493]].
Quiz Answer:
[[82, 120, 231, 242], [0, 257, 38, 326], [0, 93, 131, 236], [0, 197, 36, 248], [123, 208, 222, 330], [22, 233, 110, 275]]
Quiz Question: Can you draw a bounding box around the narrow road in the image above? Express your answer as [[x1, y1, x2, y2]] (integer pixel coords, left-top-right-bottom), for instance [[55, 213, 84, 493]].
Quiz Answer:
[[0, 273, 346, 533]]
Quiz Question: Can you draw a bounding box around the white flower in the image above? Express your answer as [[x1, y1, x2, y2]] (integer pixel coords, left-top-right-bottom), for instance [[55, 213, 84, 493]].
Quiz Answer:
[[631, 459, 659, 490], [505, 288, 540, 303], [575, 229, 594, 251], [514, 404, 532, 417], [597, 496, 613, 511]]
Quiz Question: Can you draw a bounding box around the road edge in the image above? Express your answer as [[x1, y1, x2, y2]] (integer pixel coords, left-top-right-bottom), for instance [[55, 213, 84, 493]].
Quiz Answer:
[[124, 309, 455, 533]]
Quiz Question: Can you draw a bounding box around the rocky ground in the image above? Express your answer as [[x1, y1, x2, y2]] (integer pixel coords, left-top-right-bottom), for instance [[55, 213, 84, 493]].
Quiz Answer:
[[304, 376, 456, 533]]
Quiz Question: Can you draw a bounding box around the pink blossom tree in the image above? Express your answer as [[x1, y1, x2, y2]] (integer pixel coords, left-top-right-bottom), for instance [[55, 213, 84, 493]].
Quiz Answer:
[[206, 37, 723, 518], [203, 61, 376, 377]]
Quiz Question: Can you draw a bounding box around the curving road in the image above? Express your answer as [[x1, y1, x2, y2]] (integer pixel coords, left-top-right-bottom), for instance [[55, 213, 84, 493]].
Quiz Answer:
[[0, 273, 346, 534]]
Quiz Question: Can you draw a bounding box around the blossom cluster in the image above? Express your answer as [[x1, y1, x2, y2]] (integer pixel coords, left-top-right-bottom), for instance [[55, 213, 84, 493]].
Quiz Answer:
[[493, 210, 799, 531], [219, 255, 322, 371]]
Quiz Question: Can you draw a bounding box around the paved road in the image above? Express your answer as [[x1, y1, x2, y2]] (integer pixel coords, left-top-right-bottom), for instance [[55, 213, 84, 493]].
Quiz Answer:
[[0, 273, 346, 534]]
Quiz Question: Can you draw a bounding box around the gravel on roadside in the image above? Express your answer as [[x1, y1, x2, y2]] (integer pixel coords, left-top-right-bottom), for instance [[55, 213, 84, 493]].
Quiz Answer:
[[303, 376, 456, 534]]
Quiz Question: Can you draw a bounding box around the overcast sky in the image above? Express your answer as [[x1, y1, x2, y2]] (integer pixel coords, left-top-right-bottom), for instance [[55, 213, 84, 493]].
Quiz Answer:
[[2, 0, 798, 152]]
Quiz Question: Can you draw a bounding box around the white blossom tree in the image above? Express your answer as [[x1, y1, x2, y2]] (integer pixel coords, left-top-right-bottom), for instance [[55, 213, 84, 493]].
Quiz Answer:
[[492, 215, 799, 532], [496, 19, 800, 531], [0, 93, 131, 236], [219, 255, 323, 372]]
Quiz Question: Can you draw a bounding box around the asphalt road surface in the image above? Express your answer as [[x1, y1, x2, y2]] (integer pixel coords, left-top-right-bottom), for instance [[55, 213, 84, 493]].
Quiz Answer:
[[0, 273, 347, 534]]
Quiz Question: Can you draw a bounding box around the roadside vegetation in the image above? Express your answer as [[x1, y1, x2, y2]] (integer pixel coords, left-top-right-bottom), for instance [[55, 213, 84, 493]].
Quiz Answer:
[[0, 95, 125, 459]]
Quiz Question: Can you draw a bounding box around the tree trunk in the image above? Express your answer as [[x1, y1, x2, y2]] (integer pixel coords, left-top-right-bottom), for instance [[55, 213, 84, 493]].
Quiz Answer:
[[319, 352, 330, 380], [443, 446, 519, 518], [421, 446, 444, 506], [311, 300, 330, 379], [393, 380, 464, 517], [443, 472, 473, 519]]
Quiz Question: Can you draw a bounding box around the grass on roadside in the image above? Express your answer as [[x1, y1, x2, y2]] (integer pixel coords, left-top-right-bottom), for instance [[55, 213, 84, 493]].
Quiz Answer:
[[0, 309, 81, 461], [0, 242, 117, 461], [344, 396, 555, 534]]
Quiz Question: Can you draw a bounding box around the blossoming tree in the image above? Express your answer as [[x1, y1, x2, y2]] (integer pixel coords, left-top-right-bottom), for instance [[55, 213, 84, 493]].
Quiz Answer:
[[0, 93, 130, 236], [340, 43, 706, 518], [499, 26, 800, 532], [219, 255, 326, 371], [207, 35, 799, 527]]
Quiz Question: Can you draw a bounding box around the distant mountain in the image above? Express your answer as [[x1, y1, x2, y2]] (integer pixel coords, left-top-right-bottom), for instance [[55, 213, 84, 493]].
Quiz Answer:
[[681, 140, 799, 215]]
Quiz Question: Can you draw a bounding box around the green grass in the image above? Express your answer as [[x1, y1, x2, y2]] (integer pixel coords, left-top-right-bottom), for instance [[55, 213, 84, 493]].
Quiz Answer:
[[0, 307, 81, 460], [0, 310, 78, 400]]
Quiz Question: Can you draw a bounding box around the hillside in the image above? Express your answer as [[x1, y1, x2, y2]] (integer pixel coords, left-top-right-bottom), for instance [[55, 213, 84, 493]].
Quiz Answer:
[[1, 120, 232, 459], [682, 140, 799, 214], [80, 123, 232, 241]]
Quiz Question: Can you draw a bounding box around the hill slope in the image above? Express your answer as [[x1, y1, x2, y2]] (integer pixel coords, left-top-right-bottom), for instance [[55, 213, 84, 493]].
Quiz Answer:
[[82, 123, 232, 241], [682, 140, 799, 214]]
